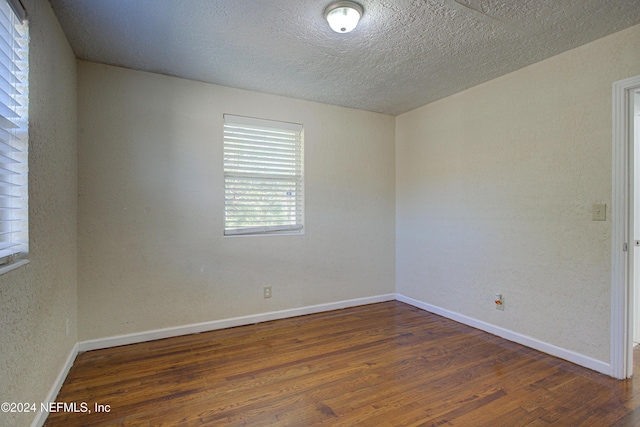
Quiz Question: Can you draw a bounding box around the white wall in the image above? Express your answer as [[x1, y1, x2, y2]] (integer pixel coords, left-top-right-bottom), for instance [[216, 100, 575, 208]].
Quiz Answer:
[[396, 24, 640, 363], [0, 0, 77, 425], [77, 62, 396, 341]]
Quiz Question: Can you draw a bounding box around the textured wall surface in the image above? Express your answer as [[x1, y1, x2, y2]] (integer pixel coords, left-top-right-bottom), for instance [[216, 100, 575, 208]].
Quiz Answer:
[[396, 24, 640, 363], [77, 62, 395, 341], [0, 0, 77, 426]]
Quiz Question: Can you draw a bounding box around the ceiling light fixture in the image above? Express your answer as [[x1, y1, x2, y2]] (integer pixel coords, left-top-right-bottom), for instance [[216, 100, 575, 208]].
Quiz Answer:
[[324, 1, 364, 34]]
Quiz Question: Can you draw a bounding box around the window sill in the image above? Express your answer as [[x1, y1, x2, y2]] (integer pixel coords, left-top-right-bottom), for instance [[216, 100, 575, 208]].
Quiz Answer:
[[0, 259, 29, 276], [225, 225, 304, 237], [224, 229, 304, 238]]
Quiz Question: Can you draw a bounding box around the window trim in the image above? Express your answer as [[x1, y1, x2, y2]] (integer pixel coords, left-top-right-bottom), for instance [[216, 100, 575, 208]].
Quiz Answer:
[[223, 114, 304, 237], [0, 0, 28, 274]]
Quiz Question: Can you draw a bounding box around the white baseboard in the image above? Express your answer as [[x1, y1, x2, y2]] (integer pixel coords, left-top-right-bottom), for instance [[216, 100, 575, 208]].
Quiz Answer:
[[395, 293, 612, 376], [31, 342, 79, 427], [78, 294, 396, 352]]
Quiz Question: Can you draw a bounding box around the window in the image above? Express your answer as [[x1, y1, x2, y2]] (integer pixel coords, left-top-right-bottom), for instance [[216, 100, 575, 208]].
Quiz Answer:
[[0, 0, 27, 272], [223, 114, 303, 236]]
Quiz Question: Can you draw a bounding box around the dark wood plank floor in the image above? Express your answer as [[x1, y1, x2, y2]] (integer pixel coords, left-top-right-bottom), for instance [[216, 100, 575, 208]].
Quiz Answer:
[[45, 301, 640, 426]]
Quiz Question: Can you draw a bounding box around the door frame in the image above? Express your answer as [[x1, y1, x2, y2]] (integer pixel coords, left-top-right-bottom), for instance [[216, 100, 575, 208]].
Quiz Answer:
[[612, 75, 640, 379]]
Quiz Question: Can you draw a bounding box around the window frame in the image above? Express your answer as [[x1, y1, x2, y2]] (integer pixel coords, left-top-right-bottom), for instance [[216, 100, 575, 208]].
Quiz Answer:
[[0, 0, 28, 275], [223, 114, 304, 237]]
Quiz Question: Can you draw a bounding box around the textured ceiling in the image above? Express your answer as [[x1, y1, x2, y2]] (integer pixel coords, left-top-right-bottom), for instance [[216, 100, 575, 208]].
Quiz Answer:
[[48, 0, 640, 115]]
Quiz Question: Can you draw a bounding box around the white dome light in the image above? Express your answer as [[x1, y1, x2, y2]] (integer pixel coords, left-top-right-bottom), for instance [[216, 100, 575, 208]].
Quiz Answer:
[[324, 1, 364, 34]]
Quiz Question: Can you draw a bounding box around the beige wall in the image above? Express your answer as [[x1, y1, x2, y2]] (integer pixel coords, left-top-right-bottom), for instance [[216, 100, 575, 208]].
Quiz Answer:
[[396, 24, 640, 362], [77, 62, 396, 340], [0, 0, 77, 425]]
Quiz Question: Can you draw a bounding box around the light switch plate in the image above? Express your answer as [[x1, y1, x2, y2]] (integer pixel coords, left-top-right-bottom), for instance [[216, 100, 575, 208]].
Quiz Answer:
[[593, 203, 606, 221]]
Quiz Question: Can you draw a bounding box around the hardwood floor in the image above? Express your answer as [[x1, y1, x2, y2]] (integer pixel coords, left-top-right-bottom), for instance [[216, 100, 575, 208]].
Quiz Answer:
[[45, 301, 640, 426]]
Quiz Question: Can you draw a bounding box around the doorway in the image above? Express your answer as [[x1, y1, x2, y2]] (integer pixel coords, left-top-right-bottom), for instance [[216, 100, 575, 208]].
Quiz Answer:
[[634, 89, 640, 347], [612, 75, 640, 379]]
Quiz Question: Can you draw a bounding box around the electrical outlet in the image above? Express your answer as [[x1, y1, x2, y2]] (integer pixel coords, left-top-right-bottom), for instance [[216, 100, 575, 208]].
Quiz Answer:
[[263, 286, 272, 299], [494, 293, 504, 311]]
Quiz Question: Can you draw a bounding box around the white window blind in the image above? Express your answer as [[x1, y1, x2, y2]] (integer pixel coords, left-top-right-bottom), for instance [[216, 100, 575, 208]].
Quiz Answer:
[[0, 0, 27, 269], [224, 114, 303, 236]]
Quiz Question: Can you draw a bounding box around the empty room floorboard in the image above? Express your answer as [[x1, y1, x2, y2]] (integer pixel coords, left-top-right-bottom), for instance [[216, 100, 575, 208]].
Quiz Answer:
[[45, 301, 640, 426]]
